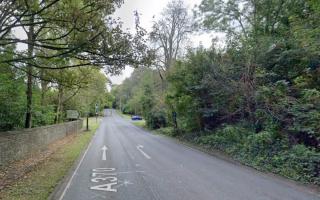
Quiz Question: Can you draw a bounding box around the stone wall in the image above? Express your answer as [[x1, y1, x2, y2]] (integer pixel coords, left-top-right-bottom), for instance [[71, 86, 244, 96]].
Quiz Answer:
[[0, 120, 83, 167]]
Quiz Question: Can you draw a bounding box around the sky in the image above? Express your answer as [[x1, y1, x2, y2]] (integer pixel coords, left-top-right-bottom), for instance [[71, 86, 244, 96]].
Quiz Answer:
[[109, 0, 222, 85]]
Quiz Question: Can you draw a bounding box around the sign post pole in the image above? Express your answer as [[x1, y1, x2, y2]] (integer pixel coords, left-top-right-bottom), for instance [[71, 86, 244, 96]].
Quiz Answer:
[[86, 112, 89, 131], [95, 103, 98, 123]]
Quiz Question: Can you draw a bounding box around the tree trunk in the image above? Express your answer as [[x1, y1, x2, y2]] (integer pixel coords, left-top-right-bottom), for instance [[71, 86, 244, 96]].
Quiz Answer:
[[25, 16, 35, 128], [55, 85, 63, 123], [40, 69, 48, 106]]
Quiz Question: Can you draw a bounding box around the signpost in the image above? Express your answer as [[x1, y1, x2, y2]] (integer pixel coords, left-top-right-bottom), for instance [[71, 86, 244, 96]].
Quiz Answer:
[[66, 110, 79, 120], [95, 103, 99, 123], [86, 113, 89, 131], [172, 111, 177, 130]]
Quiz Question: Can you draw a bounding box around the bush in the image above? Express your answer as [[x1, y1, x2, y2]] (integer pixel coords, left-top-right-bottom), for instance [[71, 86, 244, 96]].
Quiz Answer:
[[194, 125, 319, 185], [156, 127, 175, 136], [197, 125, 248, 153], [197, 125, 253, 157], [243, 131, 286, 158], [238, 130, 289, 170], [146, 109, 167, 129], [121, 104, 134, 115], [274, 145, 320, 184], [32, 105, 56, 127]]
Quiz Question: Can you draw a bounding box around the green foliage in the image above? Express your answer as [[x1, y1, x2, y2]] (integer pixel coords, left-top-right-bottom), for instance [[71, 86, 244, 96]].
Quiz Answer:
[[166, 47, 243, 132], [0, 67, 26, 130], [111, 67, 167, 129], [115, 0, 320, 185], [32, 105, 56, 127], [156, 127, 175, 136], [146, 108, 167, 129], [274, 145, 320, 184], [0, 0, 151, 129], [0, 64, 110, 130], [141, 84, 155, 117], [242, 131, 286, 160], [196, 125, 320, 185], [65, 68, 111, 117], [197, 125, 248, 153]]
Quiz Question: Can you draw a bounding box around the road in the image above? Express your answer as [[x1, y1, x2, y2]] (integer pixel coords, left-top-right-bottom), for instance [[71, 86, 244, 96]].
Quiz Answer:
[[57, 109, 319, 200]]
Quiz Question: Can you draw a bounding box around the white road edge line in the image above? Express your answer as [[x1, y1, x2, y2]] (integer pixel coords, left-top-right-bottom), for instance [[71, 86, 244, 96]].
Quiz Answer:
[[58, 132, 96, 200], [136, 145, 151, 159]]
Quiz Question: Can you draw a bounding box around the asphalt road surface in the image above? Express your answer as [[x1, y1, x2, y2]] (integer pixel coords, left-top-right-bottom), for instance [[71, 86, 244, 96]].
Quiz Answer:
[[57, 109, 319, 200]]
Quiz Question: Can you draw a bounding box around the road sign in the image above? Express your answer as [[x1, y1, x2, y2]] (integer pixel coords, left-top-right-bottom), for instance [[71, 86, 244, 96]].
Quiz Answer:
[[66, 110, 79, 119], [95, 103, 99, 113]]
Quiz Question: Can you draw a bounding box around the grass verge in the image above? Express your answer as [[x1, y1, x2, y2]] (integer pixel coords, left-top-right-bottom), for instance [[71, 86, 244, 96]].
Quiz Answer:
[[116, 110, 146, 128], [116, 110, 131, 120], [132, 120, 146, 128], [0, 118, 100, 200]]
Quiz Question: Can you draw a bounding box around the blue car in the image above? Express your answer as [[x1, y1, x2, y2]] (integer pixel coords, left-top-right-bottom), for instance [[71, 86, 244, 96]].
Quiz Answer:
[[131, 115, 143, 120]]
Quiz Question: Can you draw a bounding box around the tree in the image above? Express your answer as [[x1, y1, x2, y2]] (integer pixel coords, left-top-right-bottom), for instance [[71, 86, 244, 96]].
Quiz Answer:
[[0, 0, 151, 128], [150, 0, 191, 80], [196, 0, 320, 147], [195, 0, 295, 122], [166, 47, 241, 131], [111, 0, 320, 184], [0, 45, 26, 130], [65, 69, 110, 117]]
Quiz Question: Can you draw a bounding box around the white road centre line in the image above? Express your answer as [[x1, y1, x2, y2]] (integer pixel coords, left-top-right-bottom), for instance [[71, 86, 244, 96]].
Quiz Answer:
[[136, 145, 151, 159], [101, 145, 108, 161]]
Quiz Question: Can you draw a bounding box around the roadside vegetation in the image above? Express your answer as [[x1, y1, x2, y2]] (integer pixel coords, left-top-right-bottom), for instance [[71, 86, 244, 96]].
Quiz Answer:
[[112, 0, 320, 185], [0, 0, 151, 131], [0, 118, 100, 200], [117, 111, 146, 128], [0, 0, 319, 189]]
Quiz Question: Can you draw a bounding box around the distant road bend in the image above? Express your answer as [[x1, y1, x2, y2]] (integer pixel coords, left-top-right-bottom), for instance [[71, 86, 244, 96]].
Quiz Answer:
[[55, 109, 319, 200]]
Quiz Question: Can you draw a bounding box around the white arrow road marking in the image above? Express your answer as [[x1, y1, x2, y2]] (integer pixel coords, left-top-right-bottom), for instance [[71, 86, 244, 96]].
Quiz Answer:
[[136, 145, 151, 159], [101, 145, 108, 161]]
